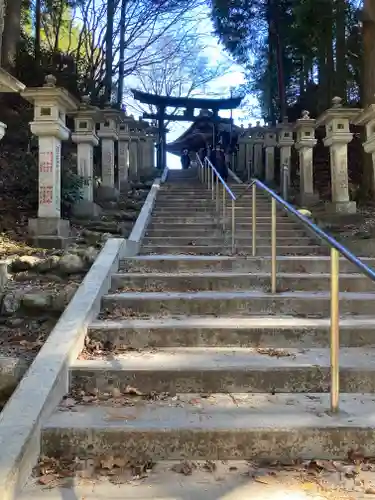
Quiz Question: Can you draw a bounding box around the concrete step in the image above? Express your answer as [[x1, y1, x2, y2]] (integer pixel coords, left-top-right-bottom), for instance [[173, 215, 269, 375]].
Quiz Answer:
[[41, 393, 375, 461], [69, 347, 375, 393], [154, 198, 268, 205], [101, 290, 375, 316], [152, 209, 284, 217], [120, 255, 375, 273], [141, 236, 314, 247], [152, 206, 276, 214], [150, 216, 296, 224], [145, 228, 307, 238], [147, 221, 302, 231], [140, 245, 325, 255], [110, 272, 375, 293], [88, 316, 375, 348]]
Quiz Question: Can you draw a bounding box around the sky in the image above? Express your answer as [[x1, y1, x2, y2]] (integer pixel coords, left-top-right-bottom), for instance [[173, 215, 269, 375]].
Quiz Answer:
[[125, 4, 259, 169]]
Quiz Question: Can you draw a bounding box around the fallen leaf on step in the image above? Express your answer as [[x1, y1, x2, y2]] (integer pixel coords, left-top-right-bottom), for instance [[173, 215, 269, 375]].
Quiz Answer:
[[124, 385, 144, 396], [253, 475, 271, 484], [38, 474, 59, 487], [203, 460, 217, 472], [100, 456, 114, 469], [256, 348, 294, 358], [348, 448, 365, 464], [171, 460, 197, 475]]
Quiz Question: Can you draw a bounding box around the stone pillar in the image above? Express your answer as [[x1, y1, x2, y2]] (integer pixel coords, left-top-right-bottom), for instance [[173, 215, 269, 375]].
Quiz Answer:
[[237, 128, 247, 175], [128, 118, 139, 179], [70, 96, 102, 218], [244, 124, 254, 179], [316, 97, 362, 213], [96, 107, 120, 202], [143, 125, 157, 176], [138, 134, 146, 177], [118, 122, 130, 192], [264, 127, 277, 183], [21, 75, 78, 248], [252, 121, 265, 178], [277, 117, 294, 195], [294, 110, 319, 206], [352, 103, 375, 195]]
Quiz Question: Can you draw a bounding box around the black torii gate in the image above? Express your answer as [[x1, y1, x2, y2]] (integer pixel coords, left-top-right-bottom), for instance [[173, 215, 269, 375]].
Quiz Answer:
[[131, 89, 243, 170]]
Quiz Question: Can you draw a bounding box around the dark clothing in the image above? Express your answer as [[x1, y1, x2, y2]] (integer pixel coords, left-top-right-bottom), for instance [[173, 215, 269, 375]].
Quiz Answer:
[[181, 152, 191, 170], [210, 149, 228, 182]]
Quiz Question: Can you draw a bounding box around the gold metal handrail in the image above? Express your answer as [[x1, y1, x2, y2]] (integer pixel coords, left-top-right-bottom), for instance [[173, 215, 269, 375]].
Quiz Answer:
[[250, 177, 375, 414], [196, 154, 237, 252]]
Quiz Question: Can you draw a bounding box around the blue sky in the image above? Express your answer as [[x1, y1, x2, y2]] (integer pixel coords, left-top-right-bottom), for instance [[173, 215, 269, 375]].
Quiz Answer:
[[126, 4, 259, 169]]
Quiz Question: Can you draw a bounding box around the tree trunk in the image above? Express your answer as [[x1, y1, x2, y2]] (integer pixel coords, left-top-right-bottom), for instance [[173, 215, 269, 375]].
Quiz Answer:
[[104, 0, 115, 104], [335, 0, 347, 99], [269, 0, 286, 120], [0, 0, 5, 62], [35, 0, 41, 64], [360, 0, 375, 199], [117, 0, 128, 106], [1, 0, 22, 69]]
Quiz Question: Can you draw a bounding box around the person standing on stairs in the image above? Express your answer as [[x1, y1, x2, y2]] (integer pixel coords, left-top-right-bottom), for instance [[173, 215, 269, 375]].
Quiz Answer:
[[210, 143, 228, 181], [180, 148, 191, 170]]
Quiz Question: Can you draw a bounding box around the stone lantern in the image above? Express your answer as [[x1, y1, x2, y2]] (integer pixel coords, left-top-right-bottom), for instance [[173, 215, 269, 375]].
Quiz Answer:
[[316, 96, 362, 213], [128, 116, 139, 179], [21, 74, 79, 247], [97, 106, 120, 202], [353, 103, 375, 195], [70, 95, 102, 218], [237, 127, 247, 176], [277, 116, 294, 194], [137, 118, 148, 177], [264, 126, 277, 183], [294, 110, 318, 205], [118, 116, 132, 191], [252, 121, 265, 177], [145, 124, 157, 173]]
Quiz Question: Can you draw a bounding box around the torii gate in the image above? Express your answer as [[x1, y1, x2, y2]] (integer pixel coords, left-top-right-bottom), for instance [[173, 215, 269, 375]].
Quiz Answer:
[[131, 89, 242, 170]]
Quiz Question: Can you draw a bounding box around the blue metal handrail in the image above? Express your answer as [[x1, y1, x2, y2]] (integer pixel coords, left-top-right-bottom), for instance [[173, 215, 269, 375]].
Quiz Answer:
[[196, 153, 237, 200], [253, 178, 375, 281]]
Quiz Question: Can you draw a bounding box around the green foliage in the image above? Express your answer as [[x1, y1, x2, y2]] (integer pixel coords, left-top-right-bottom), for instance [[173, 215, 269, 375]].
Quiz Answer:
[[209, 0, 362, 120], [61, 169, 84, 205]]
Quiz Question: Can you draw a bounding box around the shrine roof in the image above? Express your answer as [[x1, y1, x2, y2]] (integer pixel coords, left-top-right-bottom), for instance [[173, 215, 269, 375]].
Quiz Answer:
[[131, 89, 242, 110], [166, 115, 241, 155]]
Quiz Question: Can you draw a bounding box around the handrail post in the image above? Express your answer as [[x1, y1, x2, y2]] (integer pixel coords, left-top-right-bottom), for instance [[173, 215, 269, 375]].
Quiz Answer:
[[252, 183, 256, 256], [211, 169, 214, 200], [222, 184, 226, 232], [215, 174, 219, 223], [231, 198, 235, 253], [271, 197, 277, 293], [330, 247, 340, 413], [207, 161, 211, 191]]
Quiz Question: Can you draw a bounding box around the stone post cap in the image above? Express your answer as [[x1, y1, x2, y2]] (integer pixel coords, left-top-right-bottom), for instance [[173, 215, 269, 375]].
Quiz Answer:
[[43, 75, 57, 88], [332, 96, 343, 108]]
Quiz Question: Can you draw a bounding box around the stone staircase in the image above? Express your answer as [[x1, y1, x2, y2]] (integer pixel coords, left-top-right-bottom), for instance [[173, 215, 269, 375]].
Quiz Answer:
[[19, 168, 375, 497]]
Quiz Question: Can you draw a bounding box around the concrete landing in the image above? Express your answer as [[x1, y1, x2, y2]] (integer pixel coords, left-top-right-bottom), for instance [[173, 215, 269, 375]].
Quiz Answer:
[[18, 459, 364, 499], [41, 393, 375, 461]]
